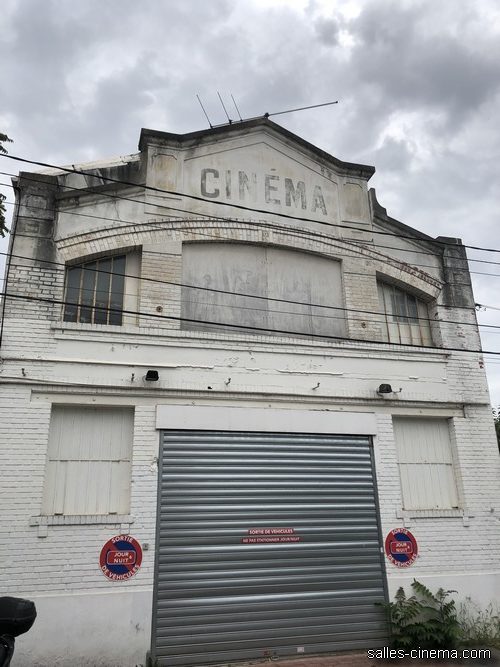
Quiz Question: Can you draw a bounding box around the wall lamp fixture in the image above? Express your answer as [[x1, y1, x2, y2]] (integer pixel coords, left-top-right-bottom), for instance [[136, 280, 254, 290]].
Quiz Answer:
[[145, 369, 159, 382], [376, 383, 402, 396]]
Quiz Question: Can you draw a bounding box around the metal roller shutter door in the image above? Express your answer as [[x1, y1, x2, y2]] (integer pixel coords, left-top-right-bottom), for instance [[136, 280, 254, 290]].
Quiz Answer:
[[152, 431, 388, 666]]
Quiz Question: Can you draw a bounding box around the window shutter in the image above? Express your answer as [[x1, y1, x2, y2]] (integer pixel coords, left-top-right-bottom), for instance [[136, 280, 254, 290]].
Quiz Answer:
[[393, 417, 459, 510], [378, 282, 432, 346], [42, 406, 134, 515]]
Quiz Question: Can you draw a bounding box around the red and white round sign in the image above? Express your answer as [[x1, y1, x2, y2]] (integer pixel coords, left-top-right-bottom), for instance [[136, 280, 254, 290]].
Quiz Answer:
[[99, 534, 143, 581], [384, 528, 418, 568]]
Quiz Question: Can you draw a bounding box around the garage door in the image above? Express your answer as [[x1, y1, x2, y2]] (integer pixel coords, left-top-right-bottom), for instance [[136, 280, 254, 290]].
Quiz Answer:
[[152, 431, 388, 666]]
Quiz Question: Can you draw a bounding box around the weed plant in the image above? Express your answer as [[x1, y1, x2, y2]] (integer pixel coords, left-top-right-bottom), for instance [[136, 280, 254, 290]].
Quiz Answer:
[[380, 579, 460, 649], [458, 599, 500, 648]]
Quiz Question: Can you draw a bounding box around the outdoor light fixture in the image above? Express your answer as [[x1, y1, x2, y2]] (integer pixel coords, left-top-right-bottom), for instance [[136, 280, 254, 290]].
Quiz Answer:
[[145, 370, 159, 382], [376, 384, 403, 396]]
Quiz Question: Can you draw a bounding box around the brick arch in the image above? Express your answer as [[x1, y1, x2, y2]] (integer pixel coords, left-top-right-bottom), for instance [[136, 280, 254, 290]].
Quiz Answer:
[[55, 218, 442, 304], [56, 218, 352, 264], [373, 263, 442, 301]]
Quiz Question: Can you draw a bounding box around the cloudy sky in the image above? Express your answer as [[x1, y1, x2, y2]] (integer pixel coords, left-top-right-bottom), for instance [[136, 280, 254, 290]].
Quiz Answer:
[[1, 0, 500, 404]]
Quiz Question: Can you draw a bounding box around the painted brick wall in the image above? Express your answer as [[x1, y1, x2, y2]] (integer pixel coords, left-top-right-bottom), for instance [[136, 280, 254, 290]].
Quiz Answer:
[[139, 246, 182, 329], [374, 409, 500, 582], [3, 216, 482, 348], [2, 387, 499, 604], [0, 392, 159, 595], [1, 153, 500, 666]]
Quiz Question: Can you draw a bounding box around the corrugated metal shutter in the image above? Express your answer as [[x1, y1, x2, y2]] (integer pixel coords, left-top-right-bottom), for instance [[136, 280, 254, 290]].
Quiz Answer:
[[152, 431, 387, 666]]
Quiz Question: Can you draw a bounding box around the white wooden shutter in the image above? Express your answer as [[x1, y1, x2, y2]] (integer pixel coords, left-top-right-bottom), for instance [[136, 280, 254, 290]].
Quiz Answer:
[[393, 417, 459, 510], [42, 406, 134, 515]]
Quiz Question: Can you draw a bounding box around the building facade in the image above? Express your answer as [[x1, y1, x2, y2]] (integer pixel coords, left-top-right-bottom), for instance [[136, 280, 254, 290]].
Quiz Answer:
[[1, 119, 499, 666]]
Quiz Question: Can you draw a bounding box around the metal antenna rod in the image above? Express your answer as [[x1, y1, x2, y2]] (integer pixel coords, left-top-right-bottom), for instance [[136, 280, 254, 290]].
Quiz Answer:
[[217, 91, 232, 124], [265, 100, 339, 118], [196, 94, 213, 128], [231, 93, 243, 121]]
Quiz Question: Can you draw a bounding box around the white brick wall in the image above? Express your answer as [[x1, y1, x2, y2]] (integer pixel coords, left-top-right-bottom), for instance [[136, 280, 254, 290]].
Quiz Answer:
[[374, 409, 500, 582], [2, 139, 500, 665]]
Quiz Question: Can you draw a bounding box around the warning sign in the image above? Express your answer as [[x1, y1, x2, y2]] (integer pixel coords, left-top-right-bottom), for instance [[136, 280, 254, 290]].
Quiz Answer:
[[99, 535, 143, 581], [242, 528, 301, 544], [384, 528, 418, 567]]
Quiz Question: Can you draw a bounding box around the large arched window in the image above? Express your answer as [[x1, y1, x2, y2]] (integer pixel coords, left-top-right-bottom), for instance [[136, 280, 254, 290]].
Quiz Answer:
[[63, 251, 140, 325], [377, 281, 432, 346], [181, 243, 346, 338]]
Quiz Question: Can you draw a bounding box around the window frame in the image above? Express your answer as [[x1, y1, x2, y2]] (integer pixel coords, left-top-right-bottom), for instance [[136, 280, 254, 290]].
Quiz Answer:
[[41, 405, 135, 517], [180, 241, 347, 339], [392, 416, 460, 512], [62, 250, 140, 326], [378, 280, 433, 346]]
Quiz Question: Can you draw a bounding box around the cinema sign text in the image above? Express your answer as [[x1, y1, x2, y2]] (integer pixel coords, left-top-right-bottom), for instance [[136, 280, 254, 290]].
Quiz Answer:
[[200, 168, 329, 215]]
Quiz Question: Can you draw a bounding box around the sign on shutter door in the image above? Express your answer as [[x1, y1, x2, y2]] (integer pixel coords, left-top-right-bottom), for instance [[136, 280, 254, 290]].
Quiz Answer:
[[152, 432, 388, 666]]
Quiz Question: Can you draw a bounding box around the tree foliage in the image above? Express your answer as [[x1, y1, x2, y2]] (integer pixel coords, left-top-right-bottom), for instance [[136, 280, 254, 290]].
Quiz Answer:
[[0, 133, 13, 238]]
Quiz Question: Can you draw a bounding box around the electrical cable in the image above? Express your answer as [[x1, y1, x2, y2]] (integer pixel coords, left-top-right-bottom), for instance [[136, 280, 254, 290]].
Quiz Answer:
[[0, 164, 496, 338], [0, 248, 491, 332], [0, 278, 485, 331], [0, 289, 492, 355], [1, 155, 499, 394], [0, 189, 483, 291], [3, 152, 500, 254], [0, 169, 493, 322], [0, 195, 478, 291], [0, 179, 460, 269], [1, 171, 498, 269]]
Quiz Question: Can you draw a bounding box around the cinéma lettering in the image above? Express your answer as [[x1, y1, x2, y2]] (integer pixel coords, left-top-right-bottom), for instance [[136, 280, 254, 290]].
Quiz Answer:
[[200, 169, 327, 215]]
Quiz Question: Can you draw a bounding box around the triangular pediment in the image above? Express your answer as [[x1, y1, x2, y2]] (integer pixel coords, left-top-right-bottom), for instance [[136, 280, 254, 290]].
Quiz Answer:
[[142, 120, 374, 231]]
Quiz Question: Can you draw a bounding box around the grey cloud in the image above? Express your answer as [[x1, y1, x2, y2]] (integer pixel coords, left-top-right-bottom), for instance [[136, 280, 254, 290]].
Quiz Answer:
[[0, 0, 241, 160], [314, 17, 340, 46], [347, 1, 500, 133], [372, 137, 413, 172]]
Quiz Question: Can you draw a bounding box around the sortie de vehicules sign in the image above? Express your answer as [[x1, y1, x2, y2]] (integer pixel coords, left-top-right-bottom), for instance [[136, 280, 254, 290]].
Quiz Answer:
[[384, 528, 418, 567], [242, 528, 301, 544], [99, 534, 143, 581]]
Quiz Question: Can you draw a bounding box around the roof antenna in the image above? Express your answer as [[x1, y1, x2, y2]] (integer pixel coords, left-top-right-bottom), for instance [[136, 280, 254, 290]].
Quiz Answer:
[[196, 94, 213, 128], [230, 93, 243, 121], [203, 98, 340, 129], [264, 100, 339, 119], [217, 91, 232, 124]]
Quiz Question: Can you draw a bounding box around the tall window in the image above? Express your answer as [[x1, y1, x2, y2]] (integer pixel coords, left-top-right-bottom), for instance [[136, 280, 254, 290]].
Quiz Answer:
[[42, 406, 134, 516], [378, 281, 432, 346], [393, 417, 459, 510], [63, 252, 140, 325]]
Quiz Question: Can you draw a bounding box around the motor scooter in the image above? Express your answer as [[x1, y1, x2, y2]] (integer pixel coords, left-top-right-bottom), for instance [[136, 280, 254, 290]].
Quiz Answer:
[[0, 597, 37, 667]]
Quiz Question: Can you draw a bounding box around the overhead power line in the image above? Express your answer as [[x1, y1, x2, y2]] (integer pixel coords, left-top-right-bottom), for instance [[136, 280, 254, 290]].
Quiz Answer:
[[2, 189, 499, 285], [0, 181, 483, 290], [0, 289, 493, 356], [0, 191, 479, 274], [0, 170, 478, 265], [0, 176, 493, 289], [0, 248, 490, 332], [3, 152, 500, 254], [0, 159, 495, 337], [1, 169, 499, 271]]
